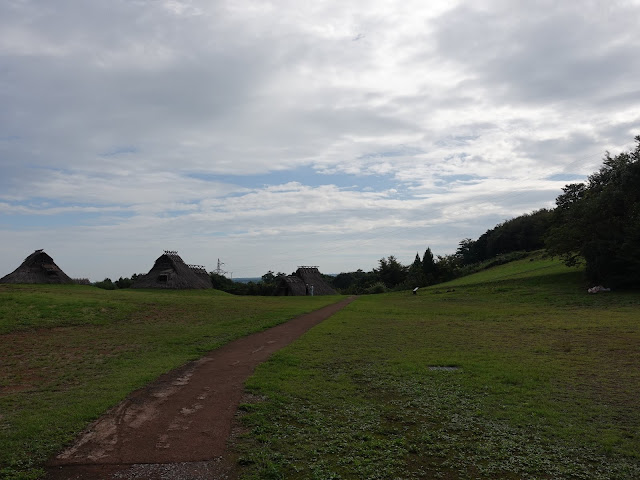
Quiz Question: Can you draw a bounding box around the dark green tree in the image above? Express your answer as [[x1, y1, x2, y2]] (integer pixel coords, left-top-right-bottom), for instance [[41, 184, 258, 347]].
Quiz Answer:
[[375, 255, 408, 288], [406, 252, 425, 287], [331, 269, 376, 292], [546, 136, 640, 286], [210, 272, 237, 292], [115, 276, 133, 289], [422, 247, 438, 285], [434, 254, 461, 282], [261, 271, 276, 284], [412, 252, 422, 270], [93, 278, 116, 290], [456, 238, 477, 265], [332, 272, 356, 290]]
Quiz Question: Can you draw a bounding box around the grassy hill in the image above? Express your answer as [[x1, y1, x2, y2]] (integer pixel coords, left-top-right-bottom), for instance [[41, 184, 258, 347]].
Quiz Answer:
[[235, 255, 640, 479], [441, 251, 584, 287]]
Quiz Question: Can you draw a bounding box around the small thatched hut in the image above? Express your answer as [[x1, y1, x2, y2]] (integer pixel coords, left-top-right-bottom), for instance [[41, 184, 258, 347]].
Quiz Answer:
[[276, 266, 337, 296], [0, 249, 74, 284], [132, 251, 212, 289], [277, 275, 308, 296]]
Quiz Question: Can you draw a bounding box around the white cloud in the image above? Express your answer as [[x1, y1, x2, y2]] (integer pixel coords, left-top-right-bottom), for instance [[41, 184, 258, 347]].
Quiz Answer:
[[1, 0, 638, 279]]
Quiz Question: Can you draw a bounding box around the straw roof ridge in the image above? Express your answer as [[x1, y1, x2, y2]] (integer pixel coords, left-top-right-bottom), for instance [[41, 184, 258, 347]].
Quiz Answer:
[[188, 264, 213, 288], [187, 264, 208, 274]]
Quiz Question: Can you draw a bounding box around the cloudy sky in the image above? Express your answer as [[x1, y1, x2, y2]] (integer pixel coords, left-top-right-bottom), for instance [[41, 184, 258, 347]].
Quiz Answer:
[[1, 0, 639, 281]]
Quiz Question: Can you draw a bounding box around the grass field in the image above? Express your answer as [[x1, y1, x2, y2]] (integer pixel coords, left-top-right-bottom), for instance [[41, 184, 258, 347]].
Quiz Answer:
[[235, 256, 640, 479], [2, 256, 639, 479], [0, 285, 340, 480]]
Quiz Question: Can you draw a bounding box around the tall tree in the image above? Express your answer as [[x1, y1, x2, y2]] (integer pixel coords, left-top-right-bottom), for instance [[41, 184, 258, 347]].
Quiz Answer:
[[456, 238, 477, 265], [422, 247, 437, 285], [376, 256, 408, 288], [546, 136, 640, 286], [412, 252, 422, 270], [407, 252, 425, 287]]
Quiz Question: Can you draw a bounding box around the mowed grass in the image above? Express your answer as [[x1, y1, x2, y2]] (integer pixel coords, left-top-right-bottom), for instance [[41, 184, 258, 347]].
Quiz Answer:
[[0, 285, 341, 480], [236, 256, 640, 479]]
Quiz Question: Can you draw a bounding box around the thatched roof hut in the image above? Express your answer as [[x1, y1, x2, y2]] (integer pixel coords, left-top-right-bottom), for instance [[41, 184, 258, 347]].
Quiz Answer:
[[132, 251, 212, 289], [0, 249, 74, 284], [276, 266, 337, 296], [276, 275, 308, 296]]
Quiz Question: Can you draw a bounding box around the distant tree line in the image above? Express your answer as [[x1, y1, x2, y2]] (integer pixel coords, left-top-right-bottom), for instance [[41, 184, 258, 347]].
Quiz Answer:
[[93, 136, 639, 292], [92, 274, 141, 290], [210, 271, 290, 295], [327, 249, 534, 295]]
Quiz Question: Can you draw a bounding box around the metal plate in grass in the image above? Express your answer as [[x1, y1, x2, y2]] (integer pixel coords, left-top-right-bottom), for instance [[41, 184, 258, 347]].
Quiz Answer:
[[428, 366, 460, 371]]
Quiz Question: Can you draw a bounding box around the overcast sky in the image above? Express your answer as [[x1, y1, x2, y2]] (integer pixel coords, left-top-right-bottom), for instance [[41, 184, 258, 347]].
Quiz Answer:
[[1, 0, 639, 280]]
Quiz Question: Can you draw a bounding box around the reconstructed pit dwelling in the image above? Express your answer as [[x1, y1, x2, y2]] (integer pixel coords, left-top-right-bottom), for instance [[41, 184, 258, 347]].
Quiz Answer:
[[0, 249, 73, 284], [132, 251, 213, 289], [1, 250, 336, 296], [275, 266, 337, 296]]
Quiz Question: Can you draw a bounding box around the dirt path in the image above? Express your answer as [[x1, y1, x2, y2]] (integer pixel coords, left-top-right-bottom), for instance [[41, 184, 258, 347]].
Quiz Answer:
[[45, 296, 356, 480]]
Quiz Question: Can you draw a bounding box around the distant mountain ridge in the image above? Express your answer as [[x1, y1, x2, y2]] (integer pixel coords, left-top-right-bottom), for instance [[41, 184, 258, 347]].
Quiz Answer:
[[232, 277, 261, 284]]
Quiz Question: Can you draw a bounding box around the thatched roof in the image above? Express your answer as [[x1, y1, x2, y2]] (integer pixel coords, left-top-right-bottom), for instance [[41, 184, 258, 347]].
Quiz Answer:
[[187, 264, 213, 288], [275, 275, 308, 296], [131, 251, 212, 289], [0, 249, 74, 284], [275, 266, 337, 296]]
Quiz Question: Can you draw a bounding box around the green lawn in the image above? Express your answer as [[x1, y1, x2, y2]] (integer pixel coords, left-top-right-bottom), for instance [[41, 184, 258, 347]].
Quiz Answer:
[[236, 258, 640, 479], [0, 285, 341, 480], [3, 257, 639, 480]]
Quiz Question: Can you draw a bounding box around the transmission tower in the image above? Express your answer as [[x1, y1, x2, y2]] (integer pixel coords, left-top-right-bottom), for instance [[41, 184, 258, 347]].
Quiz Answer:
[[213, 258, 228, 276]]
